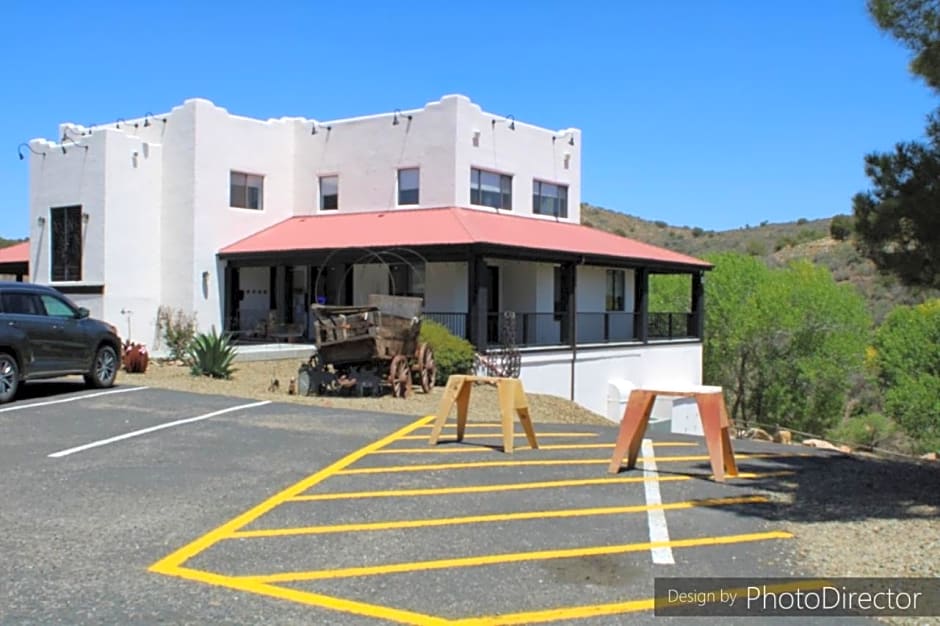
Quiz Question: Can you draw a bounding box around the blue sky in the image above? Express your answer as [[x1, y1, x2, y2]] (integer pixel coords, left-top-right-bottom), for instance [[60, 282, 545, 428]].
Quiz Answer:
[[1, 0, 934, 239]]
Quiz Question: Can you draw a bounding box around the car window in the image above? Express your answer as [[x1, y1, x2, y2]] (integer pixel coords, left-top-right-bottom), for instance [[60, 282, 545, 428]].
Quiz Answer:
[[40, 295, 77, 318], [0, 293, 44, 316]]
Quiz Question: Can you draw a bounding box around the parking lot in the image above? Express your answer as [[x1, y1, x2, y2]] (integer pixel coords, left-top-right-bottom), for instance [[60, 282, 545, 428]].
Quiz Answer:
[[0, 382, 858, 625]]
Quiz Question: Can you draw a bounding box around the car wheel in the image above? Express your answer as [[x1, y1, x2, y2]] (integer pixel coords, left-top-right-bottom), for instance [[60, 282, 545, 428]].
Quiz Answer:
[[0, 353, 19, 404], [85, 345, 118, 389]]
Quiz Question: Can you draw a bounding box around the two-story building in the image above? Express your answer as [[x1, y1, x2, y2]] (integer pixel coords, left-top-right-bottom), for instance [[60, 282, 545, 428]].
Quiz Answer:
[[23, 94, 710, 417]]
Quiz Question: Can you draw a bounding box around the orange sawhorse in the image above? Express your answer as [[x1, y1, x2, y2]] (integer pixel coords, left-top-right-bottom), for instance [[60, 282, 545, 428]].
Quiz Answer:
[[428, 375, 539, 453], [607, 386, 738, 482]]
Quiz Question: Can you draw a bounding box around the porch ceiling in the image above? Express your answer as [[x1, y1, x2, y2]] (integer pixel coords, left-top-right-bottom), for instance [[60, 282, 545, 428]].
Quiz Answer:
[[219, 207, 711, 271]]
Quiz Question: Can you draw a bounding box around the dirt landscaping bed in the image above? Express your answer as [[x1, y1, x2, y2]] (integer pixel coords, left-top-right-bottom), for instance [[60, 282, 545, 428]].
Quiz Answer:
[[124, 358, 612, 426]]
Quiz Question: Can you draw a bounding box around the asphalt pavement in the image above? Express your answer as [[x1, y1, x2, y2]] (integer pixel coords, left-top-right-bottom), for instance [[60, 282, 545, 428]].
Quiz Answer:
[[0, 380, 877, 625]]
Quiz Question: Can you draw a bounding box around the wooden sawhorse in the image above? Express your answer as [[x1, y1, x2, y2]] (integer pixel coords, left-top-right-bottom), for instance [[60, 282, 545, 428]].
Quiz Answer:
[[607, 385, 738, 482], [428, 375, 539, 453]]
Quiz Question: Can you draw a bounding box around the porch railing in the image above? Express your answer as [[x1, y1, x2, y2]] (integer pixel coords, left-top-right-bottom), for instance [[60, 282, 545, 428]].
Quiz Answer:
[[424, 311, 696, 346], [648, 311, 695, 340], [424, 312, 468, 340]]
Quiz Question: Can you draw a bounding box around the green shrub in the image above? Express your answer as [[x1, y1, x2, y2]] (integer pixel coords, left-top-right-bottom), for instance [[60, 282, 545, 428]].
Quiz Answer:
[[188, 328, 238, 379], [653, 220, 668, 229], [828, 413, 897, 450], [745, 240, 767, 257], [156, 306, 197, 361], [419, 319, 475, 385], [830, 214, 854, 241]]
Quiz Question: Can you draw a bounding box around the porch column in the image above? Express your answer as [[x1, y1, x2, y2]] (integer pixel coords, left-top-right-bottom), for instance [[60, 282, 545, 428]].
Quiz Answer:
[[223, 264, 234, 333], [468, 254, 489, 351], [635, 268, 649, 343], [690, 271, 705, 339], [563, 261, 577, 348]]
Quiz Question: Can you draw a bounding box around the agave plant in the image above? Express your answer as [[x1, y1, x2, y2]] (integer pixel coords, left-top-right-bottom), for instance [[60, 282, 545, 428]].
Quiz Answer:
[[188, 328, 238, 379]]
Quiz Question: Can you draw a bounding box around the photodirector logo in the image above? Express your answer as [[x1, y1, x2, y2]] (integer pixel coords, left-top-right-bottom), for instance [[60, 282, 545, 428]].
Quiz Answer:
[[654, 578, 940, 617]]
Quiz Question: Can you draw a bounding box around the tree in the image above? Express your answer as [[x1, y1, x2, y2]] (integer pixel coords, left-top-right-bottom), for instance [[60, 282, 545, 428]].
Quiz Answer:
[[869, 0, 940, 89], [700, 253, 871, 434], [852, 117, 940, 287], [852, 0, 940, 287], [872, 299, 940, 452], [829, 214, 853, 241]]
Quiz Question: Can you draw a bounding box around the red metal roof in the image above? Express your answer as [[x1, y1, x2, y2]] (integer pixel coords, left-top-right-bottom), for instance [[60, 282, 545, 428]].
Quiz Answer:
[[220, 207, 711, 268], [0, 241, 28, 264]]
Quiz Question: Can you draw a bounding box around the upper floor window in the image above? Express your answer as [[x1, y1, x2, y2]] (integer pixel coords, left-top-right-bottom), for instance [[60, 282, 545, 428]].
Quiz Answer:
[[51, 205, 82, 282], [230, 171, 264, 210], [470, 168, 512, 210], [397, 168, 420, 205], [320, 175, 339, 210], [533, 180, 568, 218], [606, 269, 625, 311]]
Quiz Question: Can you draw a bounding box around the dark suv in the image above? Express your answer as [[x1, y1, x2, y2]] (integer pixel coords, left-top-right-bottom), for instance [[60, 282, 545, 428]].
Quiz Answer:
[[0, 282, 122, 403]]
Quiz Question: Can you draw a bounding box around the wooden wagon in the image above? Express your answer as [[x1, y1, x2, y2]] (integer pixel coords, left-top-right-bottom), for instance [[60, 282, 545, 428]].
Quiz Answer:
[[296, 294, 436, 398]]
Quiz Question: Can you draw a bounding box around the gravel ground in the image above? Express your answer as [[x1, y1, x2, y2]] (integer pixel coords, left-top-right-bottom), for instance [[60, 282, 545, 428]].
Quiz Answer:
[[125, 360, 939, 624], [750, 451, 940, 626], [126, 358, 611, 426]]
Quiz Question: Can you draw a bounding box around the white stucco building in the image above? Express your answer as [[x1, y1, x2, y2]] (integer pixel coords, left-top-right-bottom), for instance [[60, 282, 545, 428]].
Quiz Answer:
[[23, 94, 710, 417]]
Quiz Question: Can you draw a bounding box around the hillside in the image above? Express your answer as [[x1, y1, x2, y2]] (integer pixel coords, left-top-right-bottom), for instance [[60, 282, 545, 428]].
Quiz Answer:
[[581, 203, 940, 322], [0, 237, 24, 249]]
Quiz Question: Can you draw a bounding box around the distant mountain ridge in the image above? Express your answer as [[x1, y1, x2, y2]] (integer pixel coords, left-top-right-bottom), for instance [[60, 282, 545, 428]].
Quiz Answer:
[[580, 203, 940, 322]]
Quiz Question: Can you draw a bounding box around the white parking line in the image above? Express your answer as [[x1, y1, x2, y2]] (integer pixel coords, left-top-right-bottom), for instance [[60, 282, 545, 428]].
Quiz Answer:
[[642, 438, 675, 564], [0, 386, 149, 413], [47, 400, 272, 458]]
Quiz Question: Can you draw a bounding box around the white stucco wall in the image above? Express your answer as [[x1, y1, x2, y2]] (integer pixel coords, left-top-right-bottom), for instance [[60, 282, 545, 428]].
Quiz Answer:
[[238, 266, 270, 332], [424, 262, 467, 313], [352, 264, 390, 305], [517, 343, 704, 418], [27, 94, 582, 347], [101, 130, 163, 345], [454, 97, 581, 222]]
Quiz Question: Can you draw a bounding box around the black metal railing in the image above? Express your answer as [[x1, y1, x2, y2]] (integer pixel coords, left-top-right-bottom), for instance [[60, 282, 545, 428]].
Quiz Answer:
[[424, 312, 469, 340], [574, 312, 639, 343], [648, 312, 695, 340], [427, 310, 696, 346]]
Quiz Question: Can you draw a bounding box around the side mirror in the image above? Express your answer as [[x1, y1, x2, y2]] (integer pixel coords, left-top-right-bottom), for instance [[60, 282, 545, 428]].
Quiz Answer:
[[76, 307, 90, 319]]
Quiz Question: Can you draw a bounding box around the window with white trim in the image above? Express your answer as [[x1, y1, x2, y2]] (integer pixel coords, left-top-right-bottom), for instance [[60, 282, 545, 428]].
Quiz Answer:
[[319, 175, 338, 210], [533, 180, 568, 218], [230, 171, 263, 210], [397, 168, 419, 205], [470, 168, 512, 210]]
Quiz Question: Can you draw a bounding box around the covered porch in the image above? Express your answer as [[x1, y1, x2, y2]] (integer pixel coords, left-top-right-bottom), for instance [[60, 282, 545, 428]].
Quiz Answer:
[[217, 208, 710, 353], [0, 241, 29, 282]]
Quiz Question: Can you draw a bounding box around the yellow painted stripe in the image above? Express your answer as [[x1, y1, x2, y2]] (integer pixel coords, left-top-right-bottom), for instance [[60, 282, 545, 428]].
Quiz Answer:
[[451, 579, 833, 625], [289, 475, 690, 501], [372, 443, 616, 454], [398, 432, 599, 440], [288, 471, 793, 502], [417, 422, 506, 428], [341, 459, 609, 474], [148, 414, 437, 574], [339, 453, 804, 475], [162, 566, 449, 625], [237, 530, 793, 583], [231, 496, 767, 538]]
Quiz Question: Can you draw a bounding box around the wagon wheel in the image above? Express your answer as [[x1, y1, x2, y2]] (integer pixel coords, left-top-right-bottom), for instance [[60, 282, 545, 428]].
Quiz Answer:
[[389, 354, 411, 399], [417, 343, 436, 393]]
